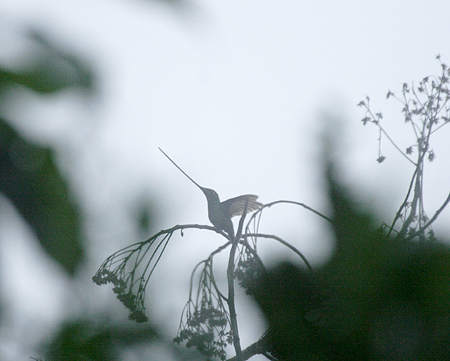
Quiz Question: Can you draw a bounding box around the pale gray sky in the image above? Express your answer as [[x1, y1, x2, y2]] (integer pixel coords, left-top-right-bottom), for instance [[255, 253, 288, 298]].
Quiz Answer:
[[1, 0, 450, 359]]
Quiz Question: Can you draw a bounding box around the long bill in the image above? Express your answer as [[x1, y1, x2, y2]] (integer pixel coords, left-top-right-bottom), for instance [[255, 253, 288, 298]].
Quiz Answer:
[[159, 148, 203, 190]]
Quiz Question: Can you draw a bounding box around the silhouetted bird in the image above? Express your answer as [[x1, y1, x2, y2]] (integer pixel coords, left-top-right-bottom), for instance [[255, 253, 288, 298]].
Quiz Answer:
[[159, 148, 262, 240]]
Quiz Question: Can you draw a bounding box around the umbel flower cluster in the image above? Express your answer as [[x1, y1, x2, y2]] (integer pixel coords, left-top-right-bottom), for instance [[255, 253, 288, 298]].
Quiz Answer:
[[358, 55, 450, 165], [358, 55, 450, 242], [173, 258, 232, 361], [92, 226, 184, 323], [92, 268, 148, 323]]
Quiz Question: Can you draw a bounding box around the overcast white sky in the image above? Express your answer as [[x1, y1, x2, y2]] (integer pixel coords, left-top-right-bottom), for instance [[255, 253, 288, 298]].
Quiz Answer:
[[1, 0, 450, 359]]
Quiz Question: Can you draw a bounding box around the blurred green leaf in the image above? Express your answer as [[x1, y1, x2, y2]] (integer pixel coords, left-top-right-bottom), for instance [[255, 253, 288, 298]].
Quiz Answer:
[[0, 28, 95, 274], [0, 118, 83, 274], [253, 168, 450, 360], [44, 319, 157, 361], [0, 29, 94, 94]]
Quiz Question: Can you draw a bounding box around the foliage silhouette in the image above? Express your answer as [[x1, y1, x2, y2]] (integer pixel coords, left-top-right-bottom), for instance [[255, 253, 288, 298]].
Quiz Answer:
[[0, 28, 94, 274], [94, 57, 450, 361], [40, 319, 157, 361], [0, 26, 175, 361], [0, 120, 83, 274], [253, 168, 450, 360]]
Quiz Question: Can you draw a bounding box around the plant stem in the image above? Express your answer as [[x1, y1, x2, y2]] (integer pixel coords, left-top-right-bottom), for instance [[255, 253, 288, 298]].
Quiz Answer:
[[226, 199, 250, 361], [227, 240, 242, 360]]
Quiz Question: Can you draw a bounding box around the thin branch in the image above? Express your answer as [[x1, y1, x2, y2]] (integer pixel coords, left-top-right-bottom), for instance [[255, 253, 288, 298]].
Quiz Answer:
[[431, 116, 450, 134], [207, 241, 232, 302], [364, 106, 416, 166], [405, 191, 450, 241], [188, 260, 207, 302], [395, 149, 427, 240], [244, 233, 313, 273], [226, 336, 271, 361], [227, 199, 249, 361], [247, 200, 332, 229], [380, 125, 416, 164], [143, 224, 223, 244], [387, 166, 418, 237], [237, 239, 267, 275]]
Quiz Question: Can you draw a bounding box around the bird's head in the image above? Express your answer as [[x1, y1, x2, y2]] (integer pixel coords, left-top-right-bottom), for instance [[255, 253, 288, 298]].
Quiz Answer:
[[200, 187, 220, 203]]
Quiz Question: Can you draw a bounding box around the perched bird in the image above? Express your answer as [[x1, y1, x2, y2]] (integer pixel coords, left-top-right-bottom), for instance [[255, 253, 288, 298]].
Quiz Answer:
[[159, 148, 262, 239]]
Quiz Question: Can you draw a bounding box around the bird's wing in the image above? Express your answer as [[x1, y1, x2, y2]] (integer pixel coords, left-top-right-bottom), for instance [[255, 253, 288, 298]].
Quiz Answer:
[[222, 194, 263, 218]]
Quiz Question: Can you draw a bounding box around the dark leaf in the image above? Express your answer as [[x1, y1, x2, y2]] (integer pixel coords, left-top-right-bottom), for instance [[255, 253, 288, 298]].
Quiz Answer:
[[44, 319, 156, 361], [253, 171, 450, 360], [0, 119, 83, 274], [0, 30, 94, 94], [361, 116, 371, 125], [428, 150, 436, 162]]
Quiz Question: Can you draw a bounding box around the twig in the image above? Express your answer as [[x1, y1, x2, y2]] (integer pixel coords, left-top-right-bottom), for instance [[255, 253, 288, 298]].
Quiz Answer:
[[363, 104, 416, 165], [246, 200, 332, 229], [405, 191, 450, 241], [388, 167, 418, 237], [226, 335, 271, 361], [244, 233, 313, 272]]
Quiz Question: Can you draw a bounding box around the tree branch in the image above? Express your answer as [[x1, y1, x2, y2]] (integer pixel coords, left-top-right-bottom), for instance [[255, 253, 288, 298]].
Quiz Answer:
[[227, 198, 249, 361], [405, 191, 450, 241], [226, 333, 272, 361], [247, 200, 332, 225], [243, 233, 313, 272]]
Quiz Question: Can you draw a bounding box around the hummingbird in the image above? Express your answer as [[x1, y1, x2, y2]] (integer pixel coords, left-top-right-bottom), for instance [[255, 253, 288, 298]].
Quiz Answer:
[[159, 148, 262, 240]]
